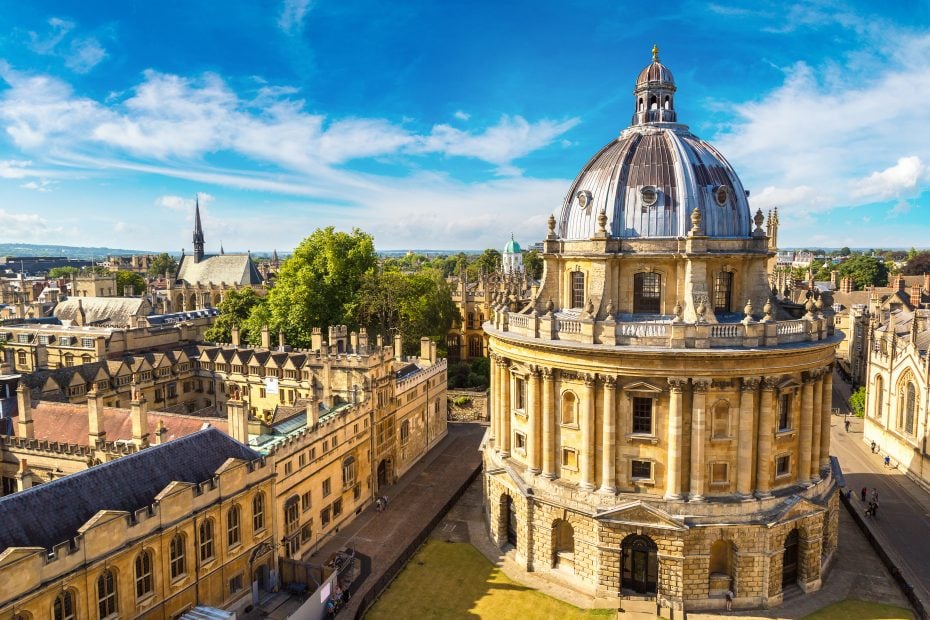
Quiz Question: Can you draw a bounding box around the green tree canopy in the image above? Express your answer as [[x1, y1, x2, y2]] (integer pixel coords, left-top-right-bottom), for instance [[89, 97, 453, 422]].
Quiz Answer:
[[523, 249, 543, 280], [849, 386, 866, 418], [901, 251, 930, 275], [470, 249, 501, 278], [246, 227, 377, 348], [48, 266, 80, 278], [115, 271, 147, 295], [204, 287, 265, 344], [148, 252, 178, 277], [835, 255, 888, 289]]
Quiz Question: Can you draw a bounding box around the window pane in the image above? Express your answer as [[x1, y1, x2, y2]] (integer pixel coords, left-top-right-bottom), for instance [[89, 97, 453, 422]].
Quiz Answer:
[[632, 397, 653, 434]]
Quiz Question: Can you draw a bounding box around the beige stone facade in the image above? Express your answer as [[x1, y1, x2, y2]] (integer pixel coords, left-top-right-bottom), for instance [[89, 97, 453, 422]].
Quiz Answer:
[[482, 50, 839, 612]]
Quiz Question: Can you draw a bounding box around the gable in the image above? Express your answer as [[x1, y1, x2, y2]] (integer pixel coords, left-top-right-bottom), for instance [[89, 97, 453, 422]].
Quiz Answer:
[[623, 380, 664, 394], [596, 502, 687, 531]]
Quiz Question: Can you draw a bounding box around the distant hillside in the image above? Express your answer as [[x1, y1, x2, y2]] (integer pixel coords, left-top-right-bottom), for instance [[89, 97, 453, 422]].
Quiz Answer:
[[0, 243, 145, 260]]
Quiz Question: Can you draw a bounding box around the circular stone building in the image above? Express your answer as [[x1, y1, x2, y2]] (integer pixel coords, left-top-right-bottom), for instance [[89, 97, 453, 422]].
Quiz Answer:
[[482, 48, 839, 613]]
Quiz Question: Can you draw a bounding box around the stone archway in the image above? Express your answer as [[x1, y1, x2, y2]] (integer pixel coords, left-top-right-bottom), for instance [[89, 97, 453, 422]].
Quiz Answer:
[[782, 529, 799, 588], [621, 534, 658, 595], [552, 519, 574, 571], [500, 494, 517, 548]]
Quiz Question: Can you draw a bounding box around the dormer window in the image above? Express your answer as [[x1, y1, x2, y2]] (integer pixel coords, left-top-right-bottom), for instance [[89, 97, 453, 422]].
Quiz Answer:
[[714, 185, 730, 206]]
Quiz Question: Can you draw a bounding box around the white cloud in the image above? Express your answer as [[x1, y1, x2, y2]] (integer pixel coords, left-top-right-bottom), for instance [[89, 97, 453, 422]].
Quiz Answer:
[[279, 0, 313, 33], [65, 37, 107, 74], [20, 179, 54, 192], [27, 17, 106, 73], [0, 208, 62, 240], [453, 110, 470, 121], [0, 159, 35, 179], [851, 156, 927, 202], [155, 192, 214, 211]]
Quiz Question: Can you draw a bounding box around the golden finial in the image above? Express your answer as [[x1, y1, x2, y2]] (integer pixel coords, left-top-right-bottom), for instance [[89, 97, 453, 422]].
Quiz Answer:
[[652, 44, 659, 62]]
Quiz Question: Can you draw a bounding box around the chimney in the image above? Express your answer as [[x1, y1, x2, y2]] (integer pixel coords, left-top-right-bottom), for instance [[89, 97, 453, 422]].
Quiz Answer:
[[15, 458, 32, 492], [420, 337, 431, 362], [16, 383, 34, 439], [376, 334, 383, 349], [897, 275, 906, 291], [305, 399, 319, 427], [430, 340, 437, 364], [840, 277, 853, 293], [261, 324, 270, 349], [358, 328, 369, 355], [911, 285, 922, 309], [394, 334, 403, 359], [278, 329, 285, 350], [311, 328, 323, 352], [131, 393, 149, 448], [830, 270, 838, 289], [231, 324, 240, 346], [350, 331, 358, 354], [925, 273, 930, 295], [154, 419, 167, 445], [87, 388, 106, 446], [226, 398, 248, 443]]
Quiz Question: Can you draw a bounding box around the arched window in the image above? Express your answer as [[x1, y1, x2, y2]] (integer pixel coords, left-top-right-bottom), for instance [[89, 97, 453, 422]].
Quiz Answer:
[[633, 272, 661, 314], [169, 534, 186, 579], [53, 589, 76, 620], [446, 335, 461, 359], [467, 312, 475, 329], [905, 382, 917, 435], [253, 492, 266, 532], [469, 336, 483, 358], [227, 505, 241, 547], [571, 271, 585, 309], [552, 519, 575, 569], [561, 392, 577, 426], [284, 496, 300, 535], [638, 97, 643, 111], [663, 95, 671, 109], [97, 569, 118, 618], [134, 549, 154, 598], [714, 271, 733, 313], [873, 376, 883, 418], [199, 518, 215, 562], [649, 95, 658, 110]]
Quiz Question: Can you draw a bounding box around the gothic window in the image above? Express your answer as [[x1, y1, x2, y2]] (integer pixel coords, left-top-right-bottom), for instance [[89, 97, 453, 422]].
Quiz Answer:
[[227, 505, 241, 547], [199, 519, 215, 562], [632, 397, 653, 434], [284, 496, 299, 535], [561, 392, 577, 426], [467, 312, 475, 329], [135, 550, 154, 598], [571, 271, 585, 309], [446, 335, 461, 359], [778, 394, 792, 431], [253, 492, 266, 532], [97, 569, 118, 618], [901, 381, 917, 435], [469, 336, 483, 357], [872, 376, 883, 418], [169, 534, 186, 579], [633, 272, 661, 314], [714, 271, 733, 313], [343, 456, 357, 487], [53, 589, 76, 620]]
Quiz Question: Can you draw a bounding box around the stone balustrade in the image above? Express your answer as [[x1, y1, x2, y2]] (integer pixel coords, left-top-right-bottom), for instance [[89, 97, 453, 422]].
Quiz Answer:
[[489, 310, 830, 349]]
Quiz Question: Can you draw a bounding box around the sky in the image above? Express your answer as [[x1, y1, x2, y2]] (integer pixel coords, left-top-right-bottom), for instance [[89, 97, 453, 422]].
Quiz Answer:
[[0, 1, 929, 253]]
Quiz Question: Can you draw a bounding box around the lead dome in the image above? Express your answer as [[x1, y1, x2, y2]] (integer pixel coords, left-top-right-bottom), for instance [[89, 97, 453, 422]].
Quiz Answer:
[[556, 46, 752, 240]]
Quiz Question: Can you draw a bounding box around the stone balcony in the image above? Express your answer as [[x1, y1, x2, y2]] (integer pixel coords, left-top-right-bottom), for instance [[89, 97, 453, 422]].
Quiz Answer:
[[489, 309, 834, 349]]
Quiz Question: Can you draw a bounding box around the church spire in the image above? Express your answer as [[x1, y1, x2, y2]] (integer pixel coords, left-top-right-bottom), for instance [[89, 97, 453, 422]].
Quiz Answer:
[[193, 195, 205, 264]]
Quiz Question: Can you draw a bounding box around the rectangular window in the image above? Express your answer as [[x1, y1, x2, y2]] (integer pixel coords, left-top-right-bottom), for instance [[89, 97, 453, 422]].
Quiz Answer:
[[631, 460, 653, 481], [571, 271, 585, 309], [714, 271, 733, 313], [301, 491, 312, 512], [514, 431, 526, 453], [400, 420, 410, 447], [353, 484, 361, 500], [300, 523, 312, 543], [82, 337, 94, 348], [38, 335, 50, 345], [333, 498, 343, 518], [284, 461, 293, 476], [514, 377, 526, 410], [561, 447, 578, 470], [778, 394, 791, 431], [321, 507, 331, 527], [711, 462, 729, 484], [229, 573, 243, 594], [633, 272, 662, 314], [17, 334, 29, 344], [776, 454, 790, 477], [299, 453, 306, 468], [632, 397, 653, 434], [322, 477, 331, 498]]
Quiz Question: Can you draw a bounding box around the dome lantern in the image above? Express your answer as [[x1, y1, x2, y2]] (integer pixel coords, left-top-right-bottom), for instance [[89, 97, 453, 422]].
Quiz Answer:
[[633, 44, 677, 125]]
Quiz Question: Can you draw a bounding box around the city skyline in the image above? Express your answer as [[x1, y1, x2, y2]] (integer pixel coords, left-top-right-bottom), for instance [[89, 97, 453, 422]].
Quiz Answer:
[[1, 1, 929, 252]]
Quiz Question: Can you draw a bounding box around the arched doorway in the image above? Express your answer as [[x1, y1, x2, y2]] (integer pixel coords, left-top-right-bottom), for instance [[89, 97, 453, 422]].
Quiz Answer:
[[552, 519, 574, 571], [782, 529, 799, 587], [377, 459, 392, 490], [621, 535, 658, 595], [501, 495, 517, 547]]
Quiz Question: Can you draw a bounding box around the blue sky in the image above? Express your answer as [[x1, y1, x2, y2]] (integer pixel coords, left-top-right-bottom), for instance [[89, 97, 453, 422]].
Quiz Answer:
[[0, 1, 929, 253]]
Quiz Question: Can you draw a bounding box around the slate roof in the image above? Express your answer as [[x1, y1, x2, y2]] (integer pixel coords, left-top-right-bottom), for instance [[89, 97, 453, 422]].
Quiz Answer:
[[54, 297, 151, 327], [176, 254, 263, 286], [0, 427, 259, 552]]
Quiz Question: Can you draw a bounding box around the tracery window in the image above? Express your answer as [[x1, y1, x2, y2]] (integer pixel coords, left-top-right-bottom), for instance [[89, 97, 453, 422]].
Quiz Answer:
[[253, 492, 266, 532], [169, 534, 186, 579], [97, 569, 118, 618], [135, 550, 154, 598], [227, 505, 241, 547], [53, 589, 76, 620], [199, 519, 215, 562]]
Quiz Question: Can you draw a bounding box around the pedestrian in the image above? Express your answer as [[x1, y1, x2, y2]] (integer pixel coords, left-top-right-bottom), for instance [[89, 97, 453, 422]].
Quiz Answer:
[[884, 455, 891, 468], [382, 495, 388, 509], [871, 440, 877, 453], [871, 488, 879, 502], [844, 418, 850, 432], [861, 487, 867, 502], [375, 497, 383, 512], [865, 501, 874, 517], [871, 500, 879, 518], [725, 588, 734, 611]]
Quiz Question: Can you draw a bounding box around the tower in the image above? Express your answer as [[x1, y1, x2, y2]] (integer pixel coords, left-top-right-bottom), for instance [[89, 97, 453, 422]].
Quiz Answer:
[[193, 195, 205, 264]]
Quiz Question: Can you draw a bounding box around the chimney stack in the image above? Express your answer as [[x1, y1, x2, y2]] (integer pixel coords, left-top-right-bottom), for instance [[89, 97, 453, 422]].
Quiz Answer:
[[830, 270, 838, 289], [394, 334, 403, 359], [231, 324, 240, 346], [840, 277, 854, 293], [261, 324, 270, 349], [420, 337, 431, 362], [87, 388, 106, 446], [154, 419, 167, 445], [130, 392, 149, 449], [16, 383, 34, 440], [911, 284, 922, 309], [278, 329, 285, 350], [358, 328, 369, 355], [311, 328, 323, 352], [226, 397, 248, 443], [306, 398, 319, 427], [897, 275, 906, 291]]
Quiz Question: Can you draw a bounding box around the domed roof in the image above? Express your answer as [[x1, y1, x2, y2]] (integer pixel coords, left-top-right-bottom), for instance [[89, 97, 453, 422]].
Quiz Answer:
[[504, 235, 521, 254], [636, 45, 675, 88], [554, 49, 752, 241]]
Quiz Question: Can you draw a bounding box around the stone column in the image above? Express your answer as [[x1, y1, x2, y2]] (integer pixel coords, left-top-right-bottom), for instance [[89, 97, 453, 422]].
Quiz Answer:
[[756, 377, 776, 497], [810, 371, 823, 482], [600, 376, 617, 494], [665, 378, 686, 500], [527, 367, 541, 474], [798, 374, 814, 485], [689, 379, 710, 501], [489, 354, 498, 447], [541, 368, 557, 478], [500, 359, 512, 458], [737, 378, 759, 498], [581, 374, 596, 490], [820, 367, 833, 470]]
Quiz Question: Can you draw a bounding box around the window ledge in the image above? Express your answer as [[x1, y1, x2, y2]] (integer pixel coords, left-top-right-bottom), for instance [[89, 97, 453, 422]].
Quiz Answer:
[[775, 430, 796, 440], [631, 478, 656, 486], [774, 472, 792, 481], [560, 465, 579, 473], [626, 433, 659, 445], [559, 423, 580, 431], [710, 437, 733, 443]]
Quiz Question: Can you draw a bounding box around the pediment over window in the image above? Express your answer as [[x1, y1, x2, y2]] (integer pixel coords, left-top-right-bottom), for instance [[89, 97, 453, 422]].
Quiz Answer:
[[766, 495, 824, 526], [596, 501, 687, 531], [623, 380, 663, 394]]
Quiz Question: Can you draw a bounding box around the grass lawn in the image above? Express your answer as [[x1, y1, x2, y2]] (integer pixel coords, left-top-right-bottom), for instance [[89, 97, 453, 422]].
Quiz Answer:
[[803, 599, 914, 619], [365, 539, 615, 619]]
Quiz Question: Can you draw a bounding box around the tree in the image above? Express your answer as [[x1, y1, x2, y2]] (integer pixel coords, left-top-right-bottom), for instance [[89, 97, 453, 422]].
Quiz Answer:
[[48, 266, 80, 279], [523, 249, 544, 280], [901, 251, 930, 275], [849, 386, 866, 418], [204, 288, 265, 343], [148, 252, 178, 277], [115, 271, 147, 296], [472, 249, 501, 277], [836, 255, 888, 289], [839, 246, 851, 257], [247, 227, 377, 348]]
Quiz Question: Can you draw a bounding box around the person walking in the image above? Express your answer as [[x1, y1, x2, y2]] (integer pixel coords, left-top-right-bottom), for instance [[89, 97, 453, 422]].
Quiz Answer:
[[861, 487, 867, 502], [725, 588, 734, 611], [845, 418, 851, 432]]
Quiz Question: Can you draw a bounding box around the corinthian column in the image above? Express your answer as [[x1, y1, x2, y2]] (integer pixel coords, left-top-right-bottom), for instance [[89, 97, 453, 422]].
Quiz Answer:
[[527, 367, 541, 474], [599, 375, 617, 494], [689, 379, 710, 501], [541, 368, 556, 478], [580, 374, 596, 491], [500, 359, 511, 457], [798, 373, 814, 485], [665, 378, 686, 500], [489, 354, 498, 448], [737, 378, 759, 498], [810, 370, 823, 482], [756, 377, 776, 498], [820, 367, 833, 470]]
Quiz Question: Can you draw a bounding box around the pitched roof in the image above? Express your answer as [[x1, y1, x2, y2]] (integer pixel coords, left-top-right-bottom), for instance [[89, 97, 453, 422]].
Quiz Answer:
[[54, 297, 151, 327], [0, 428, 259, 552], [176, 254, 263, 286]]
